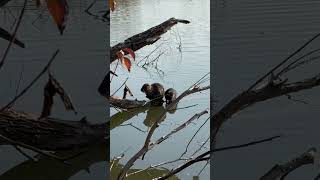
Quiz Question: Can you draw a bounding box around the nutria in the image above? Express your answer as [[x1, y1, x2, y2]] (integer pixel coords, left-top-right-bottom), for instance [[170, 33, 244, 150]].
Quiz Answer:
[[165, 88, 177, 104], [141, 83, 165, 106]]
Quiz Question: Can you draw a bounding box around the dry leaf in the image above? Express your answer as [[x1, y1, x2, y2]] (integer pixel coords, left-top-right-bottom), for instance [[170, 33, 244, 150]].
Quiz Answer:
[[121, 57, 132, 72], [122, 48, 135, 60], [116, 51, 124, 60], [109, 0, 115, 11], [46, 0, 69, 35], [39, 73, 76, 119]]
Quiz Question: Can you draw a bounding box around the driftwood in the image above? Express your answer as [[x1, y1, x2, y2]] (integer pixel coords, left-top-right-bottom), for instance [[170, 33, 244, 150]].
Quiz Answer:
[[260, 148, 316, 180], [110, 17, 190, 62], [0, 109, 107, 150]]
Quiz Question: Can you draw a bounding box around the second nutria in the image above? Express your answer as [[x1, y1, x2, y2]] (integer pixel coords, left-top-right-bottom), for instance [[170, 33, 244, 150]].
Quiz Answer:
[[165, 88, 177, 104], [141, 83, 165, 106]]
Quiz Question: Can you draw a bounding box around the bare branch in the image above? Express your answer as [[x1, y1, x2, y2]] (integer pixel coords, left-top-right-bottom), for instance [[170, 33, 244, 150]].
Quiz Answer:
[[0, 50, 59, 112], [0, 0, 27, 70], [260, 148, 316, 180]]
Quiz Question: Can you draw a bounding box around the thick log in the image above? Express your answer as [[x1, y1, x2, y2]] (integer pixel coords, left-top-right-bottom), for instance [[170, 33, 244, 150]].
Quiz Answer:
[[110, 17, 190, 62], [0, 109, 107, 150]]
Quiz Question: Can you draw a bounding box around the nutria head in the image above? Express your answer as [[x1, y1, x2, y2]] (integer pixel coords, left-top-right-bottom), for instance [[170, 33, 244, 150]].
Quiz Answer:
[[165, 88, 177, 104], [141, 83, 152, 93]]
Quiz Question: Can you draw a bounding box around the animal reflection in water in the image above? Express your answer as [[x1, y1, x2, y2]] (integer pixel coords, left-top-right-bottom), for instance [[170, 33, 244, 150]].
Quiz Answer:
[[111, 84, 178, 129], [0, 143, 108, 180]]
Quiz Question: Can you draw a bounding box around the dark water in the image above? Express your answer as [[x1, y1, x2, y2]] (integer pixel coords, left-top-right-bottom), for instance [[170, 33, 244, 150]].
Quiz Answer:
[[213, 0, 320, 179], [110, 0, 210, 179], [0, 1, 107, 180]]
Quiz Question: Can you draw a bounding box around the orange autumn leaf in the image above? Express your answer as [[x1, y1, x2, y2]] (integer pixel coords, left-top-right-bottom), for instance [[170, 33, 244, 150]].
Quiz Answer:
[[46, 0, 69, 35], [121, 57, 132, 72], [109, 0, 115, 11], [122, 48, 135, 60]]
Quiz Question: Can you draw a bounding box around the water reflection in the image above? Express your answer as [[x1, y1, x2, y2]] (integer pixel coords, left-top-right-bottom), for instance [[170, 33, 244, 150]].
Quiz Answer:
[[0, 143, 107, 180], [111, 0, 210, 178], [111, 105, 178, 130], [111, 160, 179, 180]]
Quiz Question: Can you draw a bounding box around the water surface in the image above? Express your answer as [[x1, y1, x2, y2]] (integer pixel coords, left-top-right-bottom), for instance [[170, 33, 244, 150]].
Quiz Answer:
[[213, 0, 320, 179], [110, 0, 210, 179], [0, 1, 107, 180]]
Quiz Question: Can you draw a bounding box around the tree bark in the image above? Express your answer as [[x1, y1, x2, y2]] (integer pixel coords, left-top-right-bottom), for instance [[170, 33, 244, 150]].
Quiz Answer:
[[0, 109, 107, 150], [110, 17, 190, 62]]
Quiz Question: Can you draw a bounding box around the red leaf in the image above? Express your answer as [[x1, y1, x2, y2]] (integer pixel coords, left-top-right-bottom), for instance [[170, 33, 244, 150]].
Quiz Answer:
[[121, 57, 132, 72], [116, 51, 124, 60], [122, 48, 135, 60], [46, 0, 69, 35]]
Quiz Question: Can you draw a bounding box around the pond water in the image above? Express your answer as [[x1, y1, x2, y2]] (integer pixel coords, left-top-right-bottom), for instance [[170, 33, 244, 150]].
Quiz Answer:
[[0, 1, 107, 180], [213, 0, 320, 179], [110, 0, 210, 179]]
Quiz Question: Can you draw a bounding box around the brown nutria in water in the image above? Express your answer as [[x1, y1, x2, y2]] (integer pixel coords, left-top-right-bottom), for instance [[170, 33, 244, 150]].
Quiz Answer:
[[165, 88, 177, 104], [141, 83, 165, 105]]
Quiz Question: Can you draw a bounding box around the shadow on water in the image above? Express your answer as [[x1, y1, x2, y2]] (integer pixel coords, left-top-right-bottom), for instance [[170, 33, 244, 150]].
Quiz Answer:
[[0, 143, 108, 180]]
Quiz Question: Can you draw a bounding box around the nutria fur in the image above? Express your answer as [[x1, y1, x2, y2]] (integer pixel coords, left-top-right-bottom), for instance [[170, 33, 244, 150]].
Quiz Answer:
[[165, 88, 177, 104], [141, 83, 165, 106]]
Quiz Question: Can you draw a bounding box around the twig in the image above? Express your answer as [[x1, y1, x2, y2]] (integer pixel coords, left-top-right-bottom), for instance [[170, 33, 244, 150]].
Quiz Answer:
[[13, 145, 36, 161], [0, 0, 27, 70], [157, 135, 281, 180], [119, 123, 147, 133], [247, 32, 320, 91], [0, 133, 69, 164], [0, 50, 59, 111], [197, 159, 210, 176], [180, 116, 209, 158], [111, 77, 129, 97]]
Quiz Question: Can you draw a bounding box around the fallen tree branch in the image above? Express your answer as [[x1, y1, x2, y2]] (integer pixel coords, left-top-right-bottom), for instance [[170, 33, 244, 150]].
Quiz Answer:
[[110, 17, 190, 63], [260, 148, 316, 180], [0, 109, 107, 150], [110, 85, 210, 109]]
